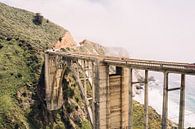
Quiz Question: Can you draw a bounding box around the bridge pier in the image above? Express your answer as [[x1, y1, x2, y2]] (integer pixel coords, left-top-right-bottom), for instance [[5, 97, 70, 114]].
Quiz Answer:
[[162, 72, 169, 129], [94, 61, 109, 129], [144, 70, 149, 129], [92, 62, 96, 128], [94, 63, 130, 129], [128, 68, 133, 129], [178, 74, 185, 129], [121, 67, 130, 128], [45, 53, 64, 110]]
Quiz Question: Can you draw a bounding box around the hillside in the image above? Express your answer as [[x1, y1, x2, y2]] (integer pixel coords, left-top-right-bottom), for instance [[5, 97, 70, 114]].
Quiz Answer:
[[0, 2, 174, 129], [0, 2, 67, 128]]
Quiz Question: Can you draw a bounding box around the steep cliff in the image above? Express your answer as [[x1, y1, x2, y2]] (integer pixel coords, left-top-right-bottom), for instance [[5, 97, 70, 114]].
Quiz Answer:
[[0, 2, 66, 128]]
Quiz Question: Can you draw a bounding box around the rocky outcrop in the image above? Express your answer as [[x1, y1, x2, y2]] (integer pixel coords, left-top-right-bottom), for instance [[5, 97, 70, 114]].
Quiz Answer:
[[79, 39, 105, 55], [53, 31, 76, 49]]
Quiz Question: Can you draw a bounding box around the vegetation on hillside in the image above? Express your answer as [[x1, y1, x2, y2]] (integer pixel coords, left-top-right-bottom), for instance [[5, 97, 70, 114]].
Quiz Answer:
[[0, 2, 66, 128], [0, 3, 65, 50]]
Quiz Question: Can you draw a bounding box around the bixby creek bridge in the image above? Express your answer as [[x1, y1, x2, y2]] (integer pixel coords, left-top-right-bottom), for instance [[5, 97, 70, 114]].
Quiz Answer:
[[44, 50, 195, 129]]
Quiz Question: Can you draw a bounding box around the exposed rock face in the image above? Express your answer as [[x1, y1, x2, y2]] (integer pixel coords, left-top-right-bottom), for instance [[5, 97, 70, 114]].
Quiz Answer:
[[79, 39, 105, 55], [54, 31, 76, 49], [16, 86, 33, 110]]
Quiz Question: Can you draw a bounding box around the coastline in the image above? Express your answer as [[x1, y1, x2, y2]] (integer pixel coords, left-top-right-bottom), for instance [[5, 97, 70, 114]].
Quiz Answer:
[[134, 80, 195, 128]]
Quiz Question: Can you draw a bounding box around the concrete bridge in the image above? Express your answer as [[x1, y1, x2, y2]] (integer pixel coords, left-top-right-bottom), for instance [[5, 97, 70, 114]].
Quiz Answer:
[[44, 50, 195, 129]]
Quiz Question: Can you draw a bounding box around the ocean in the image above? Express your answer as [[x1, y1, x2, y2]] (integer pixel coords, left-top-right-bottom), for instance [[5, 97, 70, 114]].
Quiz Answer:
[[134, 71, 195, 128]]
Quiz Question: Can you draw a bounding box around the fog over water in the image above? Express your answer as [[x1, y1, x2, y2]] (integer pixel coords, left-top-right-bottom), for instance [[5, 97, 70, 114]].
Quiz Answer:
[[1, 0, 195, 127]]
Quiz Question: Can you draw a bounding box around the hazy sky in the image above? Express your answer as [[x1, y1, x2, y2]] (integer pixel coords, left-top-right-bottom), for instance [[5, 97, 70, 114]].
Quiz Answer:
[[1, 0, 195, 62]]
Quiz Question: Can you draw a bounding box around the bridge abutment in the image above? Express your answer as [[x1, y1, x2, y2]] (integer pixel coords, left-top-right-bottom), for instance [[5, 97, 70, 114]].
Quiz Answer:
[[45, 53, 64, 110]]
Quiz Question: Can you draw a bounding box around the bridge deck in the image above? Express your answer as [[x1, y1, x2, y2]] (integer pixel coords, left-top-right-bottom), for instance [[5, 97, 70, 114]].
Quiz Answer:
[[46, 50, 195, 75]]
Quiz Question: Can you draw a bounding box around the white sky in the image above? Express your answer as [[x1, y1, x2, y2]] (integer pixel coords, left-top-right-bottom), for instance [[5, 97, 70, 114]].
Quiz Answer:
[[1, 0, 195, 62]]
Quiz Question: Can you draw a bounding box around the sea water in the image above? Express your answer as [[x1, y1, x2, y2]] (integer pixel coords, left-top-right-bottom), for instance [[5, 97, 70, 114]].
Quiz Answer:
[[134, 72, 195, 128]]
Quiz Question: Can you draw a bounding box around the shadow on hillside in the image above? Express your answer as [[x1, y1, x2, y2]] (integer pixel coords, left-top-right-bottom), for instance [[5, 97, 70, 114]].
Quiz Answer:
[[27, 64, 56, 129]]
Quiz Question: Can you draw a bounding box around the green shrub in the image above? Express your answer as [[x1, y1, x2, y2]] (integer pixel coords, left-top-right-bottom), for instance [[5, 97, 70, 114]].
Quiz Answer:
[[33, 13, 43, 25], [81, 120, 91, 129], [0, 44, 3, 49], [66, 104, 75, 113], [0, 95, 14, 113]]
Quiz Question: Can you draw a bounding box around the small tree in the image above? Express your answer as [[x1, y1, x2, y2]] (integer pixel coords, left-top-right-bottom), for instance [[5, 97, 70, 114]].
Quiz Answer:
[[59, 37, 62, 42], [33, 13, 43, 25]]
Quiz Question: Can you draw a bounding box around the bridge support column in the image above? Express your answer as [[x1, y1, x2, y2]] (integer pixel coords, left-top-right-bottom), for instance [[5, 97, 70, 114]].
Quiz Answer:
[[178, 74, 185, 129], [144, 70, 149, 129], [121, 67, 130, 128], [45, 53, 64, 110], [128, 68, 133, 129], [162, 72, 169, 129], [94, 61, 109, 129], [94, 64, 130, 129], [84, 60, 87, 97], [45, 53, 50, 107], [92, 62, 96, 128]]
